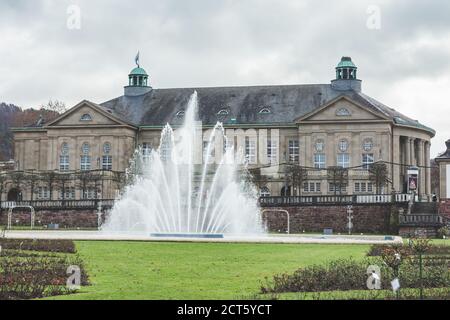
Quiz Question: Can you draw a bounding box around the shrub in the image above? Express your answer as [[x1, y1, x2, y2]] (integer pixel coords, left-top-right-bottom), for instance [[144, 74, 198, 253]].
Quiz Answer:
[[261, 257, 450, 294], [0, 239, 76, 253], [437, 227, 449, 239], [0, 254, 89, 300], [367, 244, 450, 256]]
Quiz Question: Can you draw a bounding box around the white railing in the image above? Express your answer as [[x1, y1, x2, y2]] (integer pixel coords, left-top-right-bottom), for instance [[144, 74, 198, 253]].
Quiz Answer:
[[356, 194, 392, 204]]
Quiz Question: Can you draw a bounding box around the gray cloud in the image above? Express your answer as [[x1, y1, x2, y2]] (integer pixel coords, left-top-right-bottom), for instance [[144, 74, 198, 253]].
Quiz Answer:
[[0, 0, 448, 156]]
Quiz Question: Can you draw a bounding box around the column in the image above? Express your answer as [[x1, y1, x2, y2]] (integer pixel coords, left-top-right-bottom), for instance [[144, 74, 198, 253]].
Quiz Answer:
[[418, 140, 426, 198], [405, 137, 411, 166], [410, 138, 416, 166], [425, 141, 431, 198], [392, 134, 401, 192]]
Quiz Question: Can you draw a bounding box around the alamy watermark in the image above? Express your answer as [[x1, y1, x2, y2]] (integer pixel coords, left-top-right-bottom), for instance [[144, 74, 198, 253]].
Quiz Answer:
[[366, 5, 381, 30], [67, 4, 81, 30]]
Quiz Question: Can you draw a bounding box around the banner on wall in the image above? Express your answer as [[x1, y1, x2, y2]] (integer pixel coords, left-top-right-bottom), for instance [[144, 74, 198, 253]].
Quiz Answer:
[[407, 166, 419, 193]]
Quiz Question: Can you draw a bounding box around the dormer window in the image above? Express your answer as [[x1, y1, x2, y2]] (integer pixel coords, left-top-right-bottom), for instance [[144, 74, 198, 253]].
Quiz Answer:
[[80, 113, 92, 121], [336, 108, 351, 116], [176, 110, 185, 117], [217, 109, 229, 116], [259, 107, 271, 114]]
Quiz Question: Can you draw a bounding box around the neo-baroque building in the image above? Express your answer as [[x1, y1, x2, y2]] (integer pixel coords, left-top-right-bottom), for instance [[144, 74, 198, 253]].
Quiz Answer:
[[11, 56, 435, 201]]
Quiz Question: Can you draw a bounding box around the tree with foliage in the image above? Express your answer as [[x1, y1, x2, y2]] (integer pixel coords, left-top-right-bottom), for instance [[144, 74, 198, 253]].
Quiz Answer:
[[368, 162, 389, 194]]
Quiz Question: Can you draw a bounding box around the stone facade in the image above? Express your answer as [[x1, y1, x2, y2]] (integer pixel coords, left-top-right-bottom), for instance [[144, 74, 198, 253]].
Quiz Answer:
[[8, 57, 435, 202], [436, 139, 450, 202]]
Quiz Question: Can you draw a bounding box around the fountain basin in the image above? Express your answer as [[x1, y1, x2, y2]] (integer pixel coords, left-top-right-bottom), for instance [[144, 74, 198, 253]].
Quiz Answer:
[[150, 233, 224, 239]]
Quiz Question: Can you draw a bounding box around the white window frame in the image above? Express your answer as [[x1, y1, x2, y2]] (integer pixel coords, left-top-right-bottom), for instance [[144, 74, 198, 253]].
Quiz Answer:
[[362, 153, 374, 170], [314, 153, 326, 169], [102, 155, 112, 171], [288, 139, 299, 163], [80, 155, 91, 171], [59, 155, 69, 171], [337, 153, 350, 168], [267, 139, 278, 165], [245, 137, 257, 164]]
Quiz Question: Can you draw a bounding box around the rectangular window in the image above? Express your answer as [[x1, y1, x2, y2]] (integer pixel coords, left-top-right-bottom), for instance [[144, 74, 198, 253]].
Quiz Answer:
[[314, 153, 326, 169], [245, 137, 256, 164], [59, 155, 69, 171], [337, 153, 350, 168], [80, 155, 91, 171], [59, 187, 75, 200], [83, 188, 97, 200], [329, 183, 347, 193], [303, 181, 321, 193], [354, 182, 374, 194], [102, 155, 112, 171], [288, 139, 299, 163], [142, 143, 152, 156], [37, 187, 50, 200], [267, 139, 278, 164], [362, 153, 374, 170]]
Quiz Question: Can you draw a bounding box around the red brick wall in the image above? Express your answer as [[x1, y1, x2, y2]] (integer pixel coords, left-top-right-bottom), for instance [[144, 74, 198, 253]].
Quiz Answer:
[[0, 209, 102, 229], [262, 204, 406, 234], [439, 199, 450, 219]]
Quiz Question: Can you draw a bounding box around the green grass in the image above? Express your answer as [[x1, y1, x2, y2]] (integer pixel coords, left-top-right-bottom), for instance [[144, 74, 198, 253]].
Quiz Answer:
[[51, 241, 370, 300]]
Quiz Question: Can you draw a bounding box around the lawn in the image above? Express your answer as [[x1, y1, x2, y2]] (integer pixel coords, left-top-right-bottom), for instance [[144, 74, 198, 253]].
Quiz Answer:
[[52, 241, 371, 300]]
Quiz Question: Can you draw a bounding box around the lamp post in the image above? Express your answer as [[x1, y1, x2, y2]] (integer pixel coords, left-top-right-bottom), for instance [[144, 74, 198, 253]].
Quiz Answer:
[[347, 205, 353, 235]]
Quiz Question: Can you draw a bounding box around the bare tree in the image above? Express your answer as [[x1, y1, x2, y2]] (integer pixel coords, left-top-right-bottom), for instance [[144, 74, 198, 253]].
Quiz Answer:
[[76, 171, 103, 199], [0, 173, 9, 216], [55, 172, 75, 201], [286, 164, 307, 196], [248, 168, 268, 190], [23, 170, 42, 201], [369, 162, 389, 194], [40, 171, 59, 200], [327, 166, 349, 197], [40, 99, 66, 114]]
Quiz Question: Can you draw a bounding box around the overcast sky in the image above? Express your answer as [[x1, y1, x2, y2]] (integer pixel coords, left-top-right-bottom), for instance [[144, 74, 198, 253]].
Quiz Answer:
[[0, 0, 449, 157]]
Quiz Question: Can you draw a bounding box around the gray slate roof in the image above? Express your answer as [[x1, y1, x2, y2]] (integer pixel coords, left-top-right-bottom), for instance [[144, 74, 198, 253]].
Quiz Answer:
[[99, 84, 435, 134]]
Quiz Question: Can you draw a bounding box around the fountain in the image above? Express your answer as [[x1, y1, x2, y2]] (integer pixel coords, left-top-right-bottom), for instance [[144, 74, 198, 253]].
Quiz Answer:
[[102, 91, 264, 236]]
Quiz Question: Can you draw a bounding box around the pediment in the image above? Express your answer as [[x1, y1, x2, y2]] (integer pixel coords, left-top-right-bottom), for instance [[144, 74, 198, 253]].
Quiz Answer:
[[296, 96, 390, 123], [45, 100, 132, 127]]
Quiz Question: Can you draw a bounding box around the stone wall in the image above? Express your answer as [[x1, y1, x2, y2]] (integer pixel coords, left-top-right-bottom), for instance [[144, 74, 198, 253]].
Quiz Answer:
[[262, 204, 406, 234], [439, 199, 450, 219], [0, 208, 107, 229]]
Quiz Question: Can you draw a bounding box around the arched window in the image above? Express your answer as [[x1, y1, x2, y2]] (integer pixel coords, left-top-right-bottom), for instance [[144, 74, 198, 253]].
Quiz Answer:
[[80, 143, 91, 171], [59, 143, 70, 171], [260, 186, 271, 197], [102, 142, 112, 170], [259, 107, 271, 114], [80, 114, 92, 121], [217, 109, 229, 116]]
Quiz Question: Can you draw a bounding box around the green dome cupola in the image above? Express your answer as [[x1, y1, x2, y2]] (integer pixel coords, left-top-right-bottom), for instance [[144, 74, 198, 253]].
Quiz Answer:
[[331, 56, 362, 92], [124, 52, 152, 96], [336, 56, 357, 80]]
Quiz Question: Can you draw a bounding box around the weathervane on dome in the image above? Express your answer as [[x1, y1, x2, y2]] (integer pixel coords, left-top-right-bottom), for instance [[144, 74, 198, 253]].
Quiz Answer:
[[135, 51, 140, 68]]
